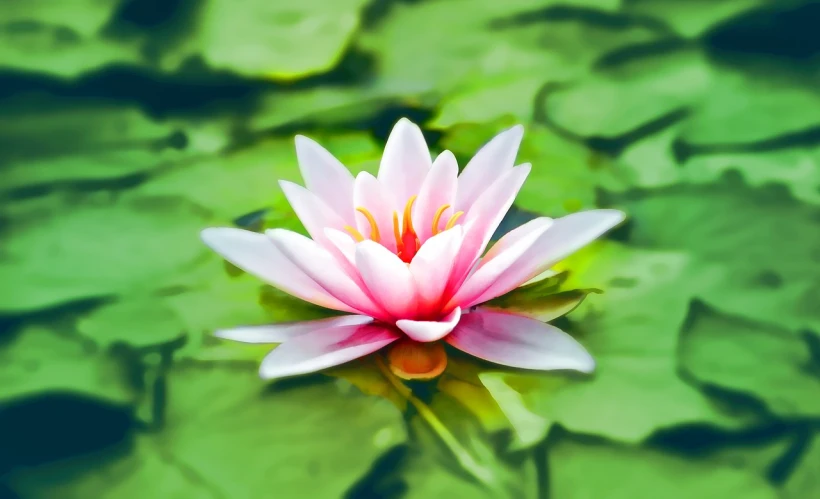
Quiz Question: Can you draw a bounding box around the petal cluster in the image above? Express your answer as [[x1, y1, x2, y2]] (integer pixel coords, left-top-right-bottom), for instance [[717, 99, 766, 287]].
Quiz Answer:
[[202, 119, 624, 379]]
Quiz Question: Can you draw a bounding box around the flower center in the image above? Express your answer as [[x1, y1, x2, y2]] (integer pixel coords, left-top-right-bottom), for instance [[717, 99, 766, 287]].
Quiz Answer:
[[344, 197, 464, 263]]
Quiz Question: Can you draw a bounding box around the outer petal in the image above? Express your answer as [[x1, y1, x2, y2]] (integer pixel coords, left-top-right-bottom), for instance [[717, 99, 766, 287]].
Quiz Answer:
[[267, 229, 387, 320], [446, 309, 594, 372], [413, 150, 458, 242], [455, 125, 524, 211], [353, 172, 398, 253], [324, 228, 357, 267], [448, 164, 531, 290], [409, 226, 463, 307], [355, 240, 418, 319], [294, 135, 355, 223], [200, 228, 354, 313], [396, 307, 461, 343], [259, 322, 400, 379], [466, 209, 626, 306], [279, 180, 346, 248], [215, 315, 373, 343], [450, 218, 553, 308], [378, 118, 432, 206]]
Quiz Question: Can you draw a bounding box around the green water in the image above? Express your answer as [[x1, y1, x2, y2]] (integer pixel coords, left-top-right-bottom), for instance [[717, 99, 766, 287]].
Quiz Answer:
[[1, 0, 819, 498]]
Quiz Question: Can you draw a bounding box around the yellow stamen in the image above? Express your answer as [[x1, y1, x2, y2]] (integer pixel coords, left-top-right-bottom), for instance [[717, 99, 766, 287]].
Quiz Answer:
[[403, 195, 418, 237], [392, 211, 403, 252], [356, 207, 380, 243], [344, 225, 365, 242], [431, 204, 451, 236], [444, 211, 464, 230]]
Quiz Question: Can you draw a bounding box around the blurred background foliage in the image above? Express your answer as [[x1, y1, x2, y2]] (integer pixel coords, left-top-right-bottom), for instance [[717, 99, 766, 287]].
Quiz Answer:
[[0, 0, 819, 497]]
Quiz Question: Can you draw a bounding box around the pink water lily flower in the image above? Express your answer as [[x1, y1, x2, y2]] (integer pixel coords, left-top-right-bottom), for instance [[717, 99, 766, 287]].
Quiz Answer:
[[202, 119, 624, 380]]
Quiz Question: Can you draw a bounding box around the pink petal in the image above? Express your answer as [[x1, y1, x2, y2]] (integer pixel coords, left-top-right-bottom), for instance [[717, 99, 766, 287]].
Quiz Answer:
[[324, 228, 357, 267], [446, 309, 594, 372], [455, 125, 524, 211], [355, 240, 418, 319], [413, 150, 458, 242], [396, 307, 461, 342], [294, 135, 355, 224], [450, 218, 553, 308], [215, 315, 373, 343], [279, 180, 346, 248], [378, 118, 432, 206], [353, 172, 398, 253], [409, 226, 463, 307], [448, 164, 532, 291], [200, 228, 355, 313], [259, 322, 400, 379], [466, 209, 626, 306], [266, 229, 387, 320]]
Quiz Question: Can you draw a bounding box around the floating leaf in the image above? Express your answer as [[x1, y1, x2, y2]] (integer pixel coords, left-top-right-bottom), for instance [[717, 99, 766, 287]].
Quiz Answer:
[[443, 122, 625, 216], [7, 365, 407, 499], [0, 326, 134, 406], [482, 242, 757, 443], [623, 0, 766, 38], [679, 305, 820, 418], [0, 195, 208, 313], [549, 437, 779, 499], [160, 0, 370, 78], [360, 0, 650, 124], [0, 98, 190, 192], [615, 176, 820, 334], [77, 298, 186, 349], [784, 433, 820, 499]]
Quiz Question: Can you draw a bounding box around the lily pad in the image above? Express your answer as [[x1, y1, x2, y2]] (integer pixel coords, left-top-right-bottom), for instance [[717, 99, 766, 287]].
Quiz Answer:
[[0, 326, 134, 406], [77, 298, 186, 349], [679, 305, 820, 418], [442, 122, 626, 216], [615, 176, 820, 334], [160, 0, 370, 78], [623, 0, 766, 38], [7, 365, 407, 499], [784, 433, 820, 499], [482, 242, 758, 443], [360, 0, 654, 123], [549, 437, 779, 499], [0, 98, 190, 192], [0, 195, 209, 313]]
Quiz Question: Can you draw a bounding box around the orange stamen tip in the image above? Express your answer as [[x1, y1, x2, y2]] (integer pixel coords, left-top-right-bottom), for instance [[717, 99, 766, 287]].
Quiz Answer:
[[444, 211, 464, 230], [403, 196, 418, 235], [343, 225, 365, 242], [392, 211, 403, 251], [431, 204, 451, 236], [356, 207, 380, 243], [386, 339, 447, 380]]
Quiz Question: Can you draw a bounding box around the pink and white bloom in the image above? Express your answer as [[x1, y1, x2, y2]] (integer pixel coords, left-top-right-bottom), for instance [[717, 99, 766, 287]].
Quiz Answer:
[[202, 119, 624, 380]]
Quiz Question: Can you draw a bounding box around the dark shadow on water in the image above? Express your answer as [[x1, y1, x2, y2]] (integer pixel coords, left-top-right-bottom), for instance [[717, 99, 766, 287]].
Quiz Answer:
[[0, 394, 135, 476], [704, 1, 820, 62], [345, 445, 410, 499]]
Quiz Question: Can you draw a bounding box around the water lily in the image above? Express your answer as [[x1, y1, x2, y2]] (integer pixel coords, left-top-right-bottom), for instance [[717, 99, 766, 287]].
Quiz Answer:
[[202, 119, 624, 380]]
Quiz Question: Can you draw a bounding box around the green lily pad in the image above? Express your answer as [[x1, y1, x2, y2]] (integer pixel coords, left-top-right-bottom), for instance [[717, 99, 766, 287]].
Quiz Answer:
[[679, 305, 820, 418], [136, 132, 381, 225], [784, 433, 820, 499], [482, 242, 758, 443], [0, 99, 190, 192], [543, 47, 712, 138], [7, 365, 407, 499], [442, 122, 626, 216], [160, 0, 370, 78], [623, 0, 766, 38], [77, 298, 186, 349], [549, 438, 779, 499], [0, 326, 134, 405], [359, 0, 653, 124], [683, 146, 820, 207], [615, 176, 820, 334], [0, 194, 209, 313]]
